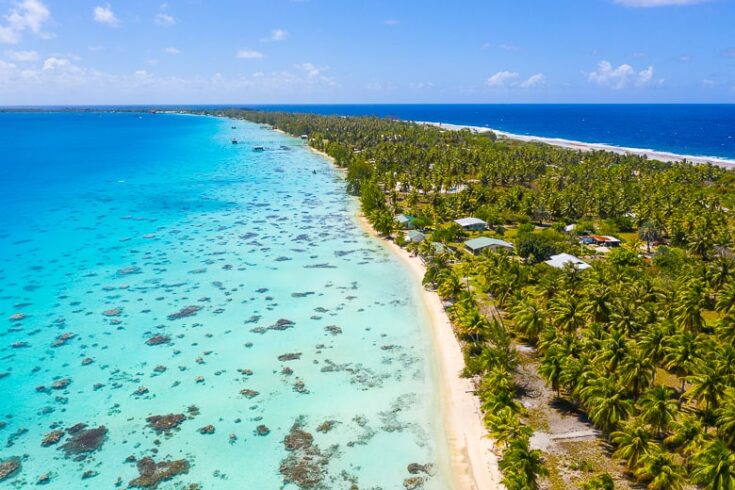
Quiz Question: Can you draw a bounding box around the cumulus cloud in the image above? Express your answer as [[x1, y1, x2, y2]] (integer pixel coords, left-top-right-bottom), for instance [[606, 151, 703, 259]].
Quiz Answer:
[[587, 60, 658, 89], [519, 73, 545, 88], [0, 0, 51, 44], [264, 28, 288, 42], [93, 5, 119, 26], [5, 49, 38, 61], [614, 0, 709, 6], [164, 47, 180, 55], [42, 56, 71, 71], [155, 12, 175, 26], [0, 55, 341, 104], [296, 62, 335, 85], [236, 49, 264, 59], [487, 71, 519, 87]]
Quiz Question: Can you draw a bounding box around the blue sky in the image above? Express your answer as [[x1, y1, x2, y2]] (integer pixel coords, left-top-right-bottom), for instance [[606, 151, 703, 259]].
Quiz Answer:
[[0, 0, 733, 104]]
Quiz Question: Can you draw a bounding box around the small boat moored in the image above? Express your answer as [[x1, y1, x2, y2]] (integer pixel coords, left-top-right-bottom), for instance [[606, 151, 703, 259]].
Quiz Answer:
[[253, 146, 265, 152], [231, 138, 238, 144]]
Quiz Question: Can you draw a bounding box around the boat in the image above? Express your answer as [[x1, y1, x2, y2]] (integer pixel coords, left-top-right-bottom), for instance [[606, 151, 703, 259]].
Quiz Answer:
[[231, 126, 237, 129], [231, 138, 238, 144], [253, 146, 265, 152]]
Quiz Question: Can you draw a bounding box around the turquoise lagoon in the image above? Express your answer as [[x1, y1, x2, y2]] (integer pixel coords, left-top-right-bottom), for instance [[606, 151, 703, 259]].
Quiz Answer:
[[0, 113, 451, 488]]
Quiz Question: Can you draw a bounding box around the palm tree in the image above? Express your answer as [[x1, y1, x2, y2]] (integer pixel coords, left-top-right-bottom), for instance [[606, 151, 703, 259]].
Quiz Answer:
[[538, 345, 565, 396], [638, 220, 661, 254], [579, 377, 633, 433], [485, 406, 533, 448], [674, 280, 706, 333], [691, 439, 735, 490], [663, 330, 702, 394], [620, 348, 655, 399], [611, 419, 657, 468], [550, 295, 586, 334], [633, 449, 685, 490], [715, 281, 735, 314], [581, 473, 614, 490], [715, 388, 735, 447], [637, 385, 678, 437], [664, 414, 704, 462], [686, 365, 727, 414], [510, 295, 546, 343], [499, 437, 547, 490]]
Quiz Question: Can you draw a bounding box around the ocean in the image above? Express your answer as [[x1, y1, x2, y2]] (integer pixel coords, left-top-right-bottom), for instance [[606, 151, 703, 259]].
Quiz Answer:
[[253, 104, 735, 161], [0, 112, 450, 488]]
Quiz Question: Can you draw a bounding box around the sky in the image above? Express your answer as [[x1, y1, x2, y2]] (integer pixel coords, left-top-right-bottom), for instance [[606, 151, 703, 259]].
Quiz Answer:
[[0, 0, 733, 105]]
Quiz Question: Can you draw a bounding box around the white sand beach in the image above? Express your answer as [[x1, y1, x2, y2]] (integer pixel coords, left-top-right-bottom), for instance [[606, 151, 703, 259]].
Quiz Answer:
[[307, 140, 503, 489], [373, 229, 504, 490], [420, 121, 735, 169]]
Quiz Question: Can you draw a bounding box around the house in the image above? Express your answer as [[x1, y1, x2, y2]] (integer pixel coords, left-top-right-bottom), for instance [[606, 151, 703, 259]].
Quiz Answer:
[[545, 253, 591, 271], [564, 224, 576, 233], [454, 217, 487, 231], [432, 242, 448, 254], [589, 235, 621, 247], [464, 237, 514, 256], [405, 230, 425, 244], [394, 214, 414, 229]]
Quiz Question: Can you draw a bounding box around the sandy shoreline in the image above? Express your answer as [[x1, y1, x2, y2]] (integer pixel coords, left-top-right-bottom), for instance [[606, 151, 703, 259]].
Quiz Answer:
[[365, 222, 503, 490], [419, 120, 735, 169], [301, 139, 502, 489]]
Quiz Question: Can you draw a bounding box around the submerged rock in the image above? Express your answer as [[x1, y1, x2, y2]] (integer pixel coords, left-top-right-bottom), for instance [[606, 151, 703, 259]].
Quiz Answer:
[[278, 352, 302, 362], [279, 420, 329, 489], [146, 335, 170, 346], [146, 414, 185, 433], [129, 457, 189, 488], [0, 457, 21, 482], [167, 306, 202, 321], [41, 430, 65, 447], [60, 426, 107, 456]]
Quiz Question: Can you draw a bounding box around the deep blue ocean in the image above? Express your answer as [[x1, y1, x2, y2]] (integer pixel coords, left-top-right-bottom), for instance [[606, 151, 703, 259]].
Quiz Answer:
[[252, 104, 735, 161]]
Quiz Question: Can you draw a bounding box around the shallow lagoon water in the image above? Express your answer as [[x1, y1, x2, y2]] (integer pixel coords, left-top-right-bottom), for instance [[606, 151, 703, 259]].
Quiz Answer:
[[0, 113, 450, 489]]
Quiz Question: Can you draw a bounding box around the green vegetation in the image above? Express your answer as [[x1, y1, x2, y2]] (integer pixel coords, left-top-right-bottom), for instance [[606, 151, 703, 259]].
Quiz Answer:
[[217, 109, 735, 489]]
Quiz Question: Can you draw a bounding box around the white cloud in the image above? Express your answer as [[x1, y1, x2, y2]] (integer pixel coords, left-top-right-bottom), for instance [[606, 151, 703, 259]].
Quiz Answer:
[[164, 47, 180, 55], [155, 12, 175, 26], [587, 60, 658, 89], [384, 19, 399, 26], [487, 70, 519, 87], [702, 79, 716, 88], [236, 49, 264, 59], [93, 5, 119, 26], [260, 29, 288, 43], [296, 62, 335, 85], [42, 56, 70, 71], [5, 49, 38, 61], [615, 0, 709, 6], [409, 81, 434, 90], [519, 73, 545, 88], [0, 0, 51, 44]]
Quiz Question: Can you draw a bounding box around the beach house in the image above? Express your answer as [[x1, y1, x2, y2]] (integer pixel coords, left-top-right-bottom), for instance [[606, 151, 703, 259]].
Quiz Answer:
[[464, 237, 514, 256], [395, 214, 414, 229], [588, 235, 621, 247], [405, 230, 425, 244], [454, 217, 487, 231], [545, 253, 591, 271]]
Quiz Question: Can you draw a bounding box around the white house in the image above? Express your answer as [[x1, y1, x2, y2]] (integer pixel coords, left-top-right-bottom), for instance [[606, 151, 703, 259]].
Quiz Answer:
[[545, 253, 591, 271]]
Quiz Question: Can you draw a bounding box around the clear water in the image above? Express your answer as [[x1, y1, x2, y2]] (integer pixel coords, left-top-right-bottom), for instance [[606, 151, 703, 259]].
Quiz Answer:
[[0, 112, 450, 489]]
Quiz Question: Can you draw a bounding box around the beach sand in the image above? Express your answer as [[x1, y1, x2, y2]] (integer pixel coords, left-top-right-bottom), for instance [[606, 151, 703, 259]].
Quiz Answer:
[[368, 225, 504, 490], [421, 121, 735, 169], [302, 141, 503, 489]]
